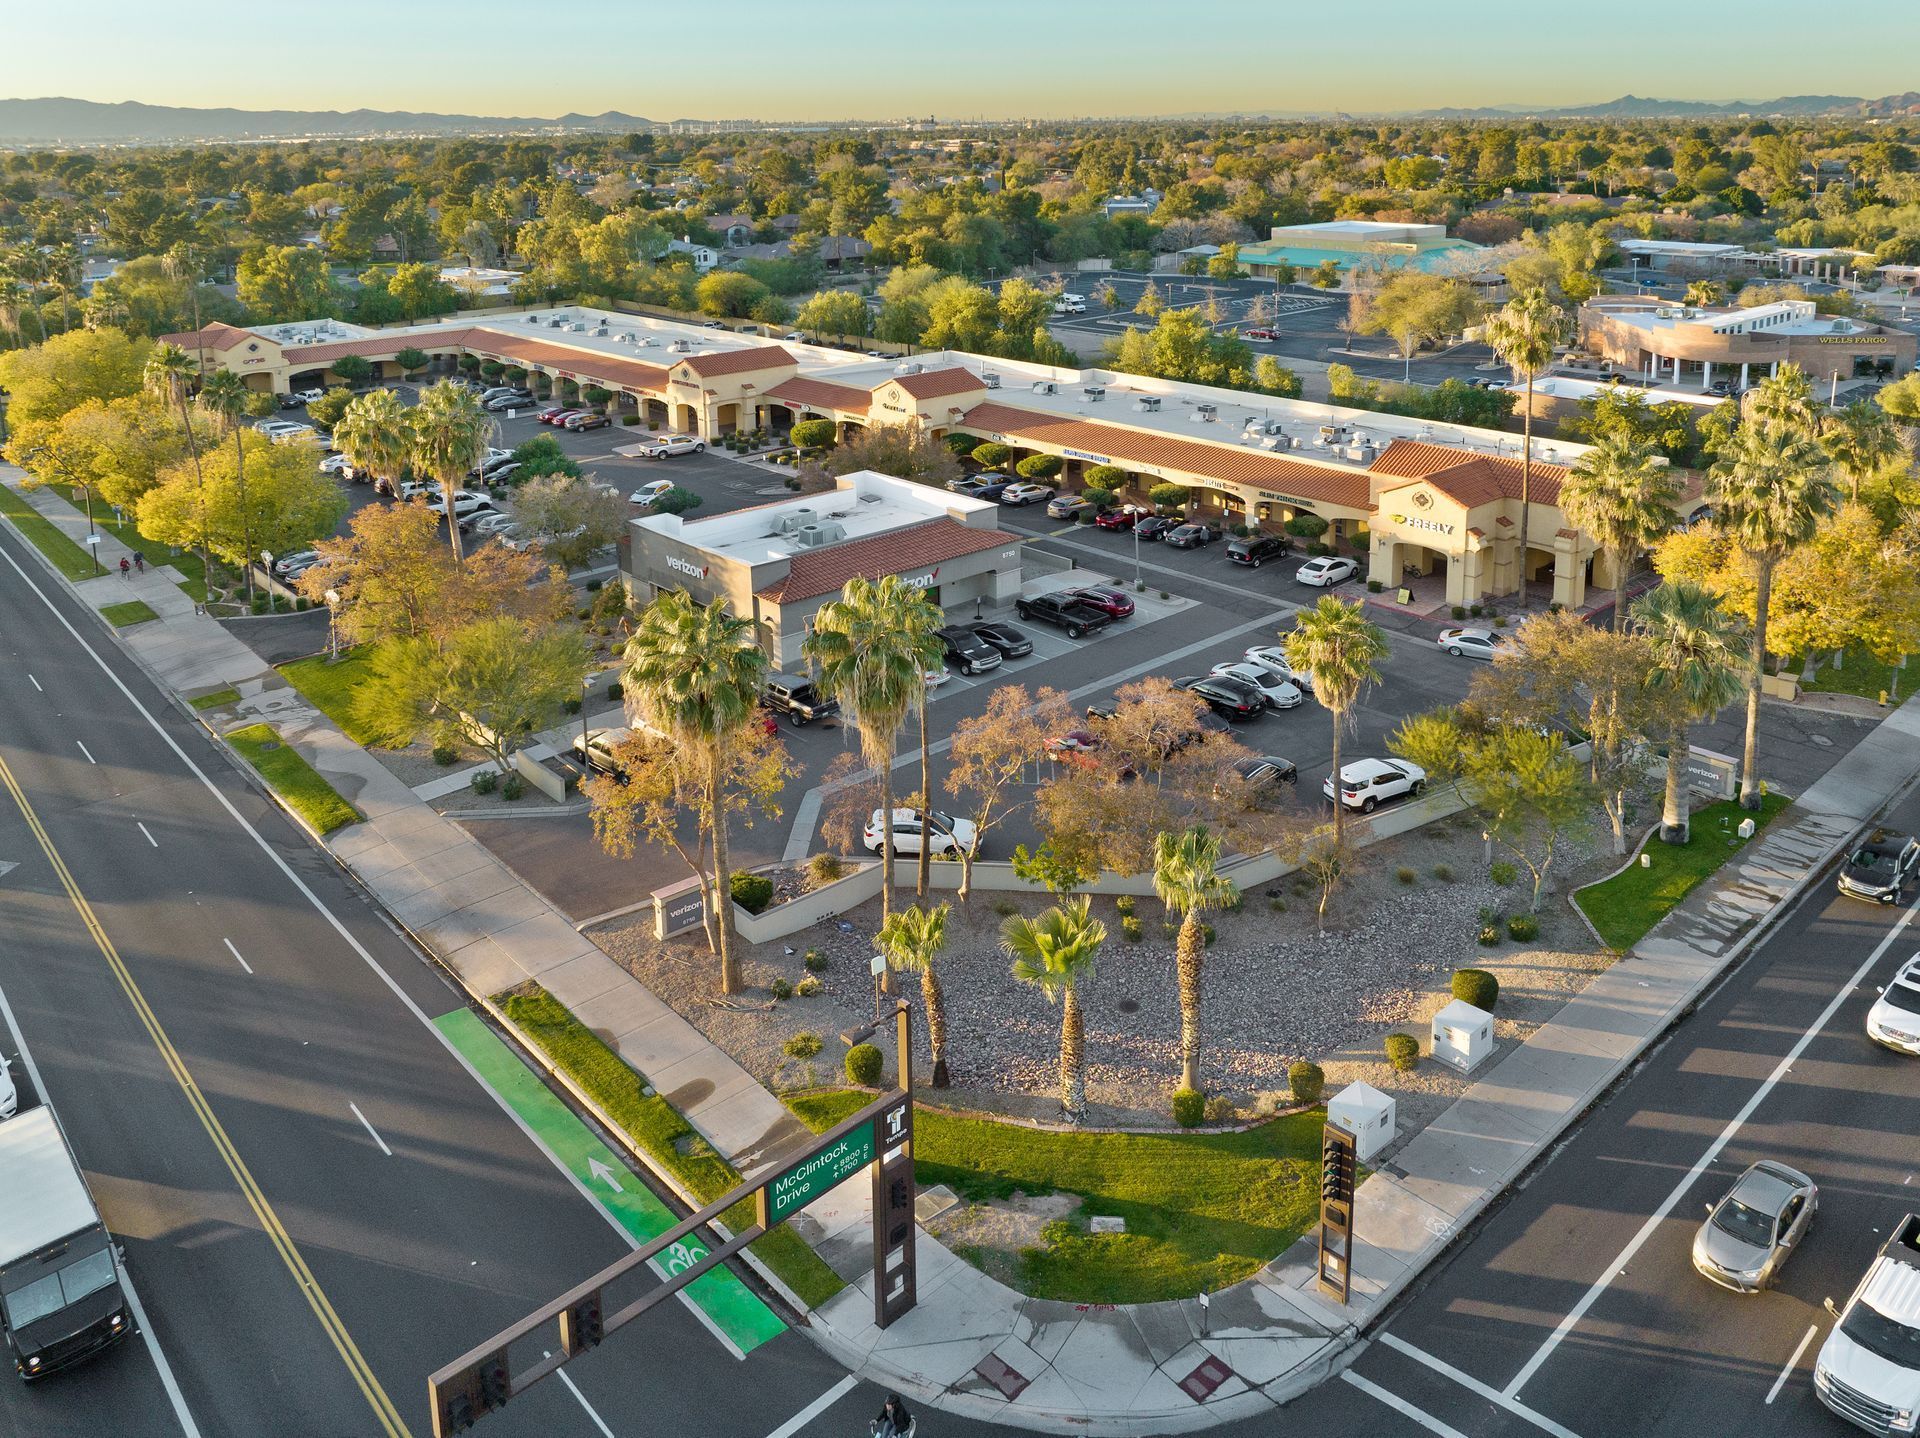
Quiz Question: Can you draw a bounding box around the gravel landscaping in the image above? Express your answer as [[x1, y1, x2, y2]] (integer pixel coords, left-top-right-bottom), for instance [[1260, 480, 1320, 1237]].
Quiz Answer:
[[592, 808, 1621, 1153]]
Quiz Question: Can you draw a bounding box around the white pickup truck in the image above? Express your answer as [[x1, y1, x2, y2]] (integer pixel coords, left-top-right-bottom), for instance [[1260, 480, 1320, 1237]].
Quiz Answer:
[[1816, 1213, 1920, 1435]]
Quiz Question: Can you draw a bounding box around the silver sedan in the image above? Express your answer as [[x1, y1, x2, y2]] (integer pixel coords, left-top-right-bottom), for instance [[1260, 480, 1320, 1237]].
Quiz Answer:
[[1692, 1160, 1817, 1292]]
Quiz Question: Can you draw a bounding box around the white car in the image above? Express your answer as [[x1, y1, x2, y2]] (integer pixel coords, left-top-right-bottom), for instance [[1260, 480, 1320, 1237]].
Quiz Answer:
[[425, 489, 493, 520], [631, 479, 676, 507], [469, 511, 518, 538], [0, 1055, 16, 1121], [398, 479, 439, 502], [291, 387, 325, 405], [318, 453, 357, 478], [998, 482, 1054, 506], [1243, 645, 1314, 694], [1867, 954, 1920, 1055], [1322, 757, 1428, 813], [253, 418, 308, 438], [1295, 555, 1358, 587], [270, 548, 321, 578], [863, 807, 978, 858], [1210, 661, 1304, 709], [922, 667, 951, 690], [638, 434, 705, 458], [1438, 626, 1503, 660]]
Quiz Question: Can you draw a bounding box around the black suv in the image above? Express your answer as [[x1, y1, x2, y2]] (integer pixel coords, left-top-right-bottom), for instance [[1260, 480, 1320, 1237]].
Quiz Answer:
[[939, 625, 1003, 675], [1015, 593, 1113, 639], [965, 621, 1033, 659], [1226, 534, 1291, 568], [1838, 832, 1920, 903], [760, 673, 839, 726]]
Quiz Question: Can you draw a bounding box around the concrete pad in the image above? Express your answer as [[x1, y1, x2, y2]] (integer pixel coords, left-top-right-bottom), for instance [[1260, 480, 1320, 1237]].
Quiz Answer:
[[533, 952, 632, 1011], [1126, 1300, 1200, 1370], [442, 937, 529, 997], [608, 1008, 723, 1077], [433, 885, 553, 950], [1047, 1311, 1163, 1407], [481, 914, 598, 975], [1013, 1300, 1088, 1366], [1349, 1176, 1442, 1270]]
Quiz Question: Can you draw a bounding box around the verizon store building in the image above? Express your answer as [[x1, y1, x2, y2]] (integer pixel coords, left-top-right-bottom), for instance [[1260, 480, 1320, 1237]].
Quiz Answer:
[[624, 471, 1024, 666]]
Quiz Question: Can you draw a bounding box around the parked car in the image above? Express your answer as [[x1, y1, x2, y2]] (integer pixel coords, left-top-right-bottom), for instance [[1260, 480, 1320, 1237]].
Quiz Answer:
[[638, 434, 705, 458], [1296, 555, 1359, 587], [781, 331, 806, 342], [965, 621, 1033, 659], [1163, 523, 1219, 549], [1437, 626, 1504, 661], [397, 479, 438, 502], [947, 475, 993, 496], [938, 625, 1003, 675], [477, 451, 520, 478], [1226, 534, 1290, 568], [1691, 1160, 1817, 1292], [631, 479, 677, 507], [974, 479, 1016, 503], [1866, 954, 1920, 1054], [572, 727, 633, 780], [1210, 661, 1304, 709], [1047, 495, 1095, 520], [1839, 834, 1920, 904], [1233, 755, 1299, 792], [469, 512, 519, 540], [922, 667, 951, 690], [1044, 729, 1108, 770], [999, 482, 1054, 507], [1015, 593, 1113, 639], [1323, 757, 1427, 812], [1061, 586, 1135, 619], [566, 412, 612, 431], [425, 489, 493, 521], [1134, 515, 1180, 541], [485, 462, 521, 486], [483, 389, 535, 411], [253, 418, 309, 439], [270, 548, 321, 578], [863, 807, 978, 858], [1175, 673, 1268, 721], [1243, 645, 1315, 694], [1242, 327, 1278, 341], [278, 554, 326, 582], [536, 406, 573, 425], [1093, 506, 1140, 531], [318, 454, 357, 478], [759, 673, 839, 726]]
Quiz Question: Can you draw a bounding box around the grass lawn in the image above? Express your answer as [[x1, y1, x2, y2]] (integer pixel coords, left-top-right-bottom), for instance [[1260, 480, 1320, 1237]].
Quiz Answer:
[[498, 986, 845, 1310], [276, 648, 388, 747], [98, 599, 159, 628], [787, 1089, 1328, 1304], [188, 687, 242, 711], [0, 484, 98, 581], [44, 482, 213, 602], [227, 723, 362, 835], [1575, 792, 1791, 951], [1802, 651, 1905, 702]]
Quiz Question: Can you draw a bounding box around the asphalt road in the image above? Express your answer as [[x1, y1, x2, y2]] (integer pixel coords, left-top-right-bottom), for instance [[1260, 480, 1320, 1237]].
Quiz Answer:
[[1266, 780, 1920, 1438]]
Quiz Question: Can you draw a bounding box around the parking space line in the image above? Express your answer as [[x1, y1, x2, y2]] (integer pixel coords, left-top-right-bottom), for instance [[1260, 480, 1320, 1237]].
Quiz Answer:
[[764, 1375, 858, 1438], [349, 1102, 393, 1157], [1379, 1332, 1581, 1438], [1765, 1324, 1819, 1404], [1342, 1371, 1470, 1437], [558, 1369, 618, 1437]]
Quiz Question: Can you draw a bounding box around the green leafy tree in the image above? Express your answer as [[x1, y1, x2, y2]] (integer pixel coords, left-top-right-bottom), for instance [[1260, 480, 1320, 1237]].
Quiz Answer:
[[330, 355, 375, 389], [1283, 597, 1389, 849], [143, 343, 213, 592], [1484, 288, 1571, 584], [236, 244, 338, 322], [1153, 826, 1238, 1095], [1822, 399, 1904, 504], [196, 370, 262, 600], [1560, 435, 1682, 629], [305, 388, 356, 431], [1632, 582, 1750, 844], [792, 290, 871, 343], [0, 327, 150, 438], [1356, 272, 1481, 383], [508, 474, 629, 571], [136, 432, 347, 572], [878, 903, 954, 1087], [1002, 896, 1105, 1123], [695, 271, 771, 319]]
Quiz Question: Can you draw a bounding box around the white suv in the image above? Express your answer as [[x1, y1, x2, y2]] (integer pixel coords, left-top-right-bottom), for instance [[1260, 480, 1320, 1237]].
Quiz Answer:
[[1868, 955, 1920, 1056], [863, 808, 978, 858], [1322, 758, 1427, 813]]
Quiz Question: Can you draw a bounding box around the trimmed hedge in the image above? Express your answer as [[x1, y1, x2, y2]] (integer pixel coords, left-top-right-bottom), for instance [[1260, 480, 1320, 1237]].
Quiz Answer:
[[1385, 1033, 1420, 1071], [1015, 454, 1063, 480], [730, 871, 774, 915], [1287, 1060, 1325, 1105], [1171, 1087, 1206, 1127], [844, 1043, 883, 1086], [971, 442, 1012, 468], [1451, 968, 1499, 1011]]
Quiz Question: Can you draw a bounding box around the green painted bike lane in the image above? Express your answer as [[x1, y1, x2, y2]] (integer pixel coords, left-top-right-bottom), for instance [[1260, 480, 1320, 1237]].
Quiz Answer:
[[434, 1007, 786, 1357]]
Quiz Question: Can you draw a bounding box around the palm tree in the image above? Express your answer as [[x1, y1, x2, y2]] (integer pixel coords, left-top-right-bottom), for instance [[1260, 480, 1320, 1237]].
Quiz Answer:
[[804, 575, 946, 930], [1683, 279, 1724, 308], [1744, 363, 1820, 439], [1633, 582, 1750, 844], [407, 379, 495, 563], [1283, 597, 1390, 849], [1484, 288, 1570, 598], [0, 276, 28, 348], [877, 902, 953, 1087], [1002, 896, 1105, 1123], [333, 388, 412, 494], [1823, 399, 1903, 503], [197, 370, 258, 602], [1153, 827, 1238, 1095], [1559, 433, 1681, 630], [622, 591, 768, 995], [144, 342, 212, 592], [1705, 420, 1840, 809]]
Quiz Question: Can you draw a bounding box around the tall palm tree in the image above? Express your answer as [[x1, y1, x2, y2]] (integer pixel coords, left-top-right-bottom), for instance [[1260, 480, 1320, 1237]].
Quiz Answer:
[[1152, 826, 1238, 1095], [804, 575, 946, 931], [1683, 279, 1724, 308], [197, 369, 258, 602], [333, 388, 412, 494], [1484, 287, 1570, 598], [1284, 597, 1390, 850], [1632, 582, 1750, 844], [622, 591, 768, 995], [143, 342, 212, 592], [1705, 419, 1839, 809], [1744, 363, 1820, 438], [877, 902, 952, 1087], [407, 379, 495, 562], [0, 276, 28, 349], [1559, 433, 1681, 630], [1823, 399, 1903, 503], [1002, 896, 1105, 1123]]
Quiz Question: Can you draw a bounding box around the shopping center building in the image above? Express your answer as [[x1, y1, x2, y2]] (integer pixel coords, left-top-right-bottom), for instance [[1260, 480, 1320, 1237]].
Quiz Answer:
[[161, 303, 1665, 612], [1578, 297, 1916, 391]]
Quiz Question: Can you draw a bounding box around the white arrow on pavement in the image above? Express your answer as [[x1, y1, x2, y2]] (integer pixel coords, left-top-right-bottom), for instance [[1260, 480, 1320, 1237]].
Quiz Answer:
[[587, 1157, 624, 1193]]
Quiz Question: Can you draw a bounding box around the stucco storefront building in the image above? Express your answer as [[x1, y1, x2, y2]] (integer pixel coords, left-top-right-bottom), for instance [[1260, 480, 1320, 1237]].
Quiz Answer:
[[1579, 297, 1916, 391]]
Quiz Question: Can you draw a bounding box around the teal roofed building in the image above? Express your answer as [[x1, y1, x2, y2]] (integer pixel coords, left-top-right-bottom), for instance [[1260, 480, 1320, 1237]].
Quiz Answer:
[[1240, 220, 1488, 286]]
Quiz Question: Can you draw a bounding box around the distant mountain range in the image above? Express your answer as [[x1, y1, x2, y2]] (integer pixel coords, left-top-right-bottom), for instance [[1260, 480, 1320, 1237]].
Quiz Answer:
[[1414, 93, 1920, 120]]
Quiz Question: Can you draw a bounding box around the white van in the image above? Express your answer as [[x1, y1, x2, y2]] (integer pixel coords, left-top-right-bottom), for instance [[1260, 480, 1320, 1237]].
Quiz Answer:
[[1053, 293, 1087, 315]]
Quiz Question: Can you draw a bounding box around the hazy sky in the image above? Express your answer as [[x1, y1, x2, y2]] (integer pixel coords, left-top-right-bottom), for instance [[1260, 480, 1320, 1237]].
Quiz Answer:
[[6, 0, 1918, 120]]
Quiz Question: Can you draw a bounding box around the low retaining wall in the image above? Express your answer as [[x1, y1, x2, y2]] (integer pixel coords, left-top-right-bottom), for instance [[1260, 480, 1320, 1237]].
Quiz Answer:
[[731, 861, 882, 944]]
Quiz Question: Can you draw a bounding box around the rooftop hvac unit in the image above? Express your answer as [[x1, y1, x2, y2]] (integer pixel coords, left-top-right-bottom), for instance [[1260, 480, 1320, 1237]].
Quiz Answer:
[[1031, 380, 1057, 395], [771, 507, 817, 535], [619, 333, 636, 343], [569, 322, 587, 332], [1194, 403, 1217, 422], [1347, 442, 1377, 463], [526, 314, 542, 324], [548, 317, 565, 328], [982, 372, 1001, 389], [793, 520, 847, 548], [1133, 396, 1161, 413], [1083, 386, 1105, 401], [895, 362, 924, 375], [594, 325, 609, 336]]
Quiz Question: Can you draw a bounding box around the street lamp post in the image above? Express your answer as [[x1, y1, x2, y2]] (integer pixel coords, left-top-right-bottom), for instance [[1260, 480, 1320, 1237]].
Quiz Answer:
[[1132, 521, 1142, 590], [580, 674, 593, 768], [324, 588, 341, 660]]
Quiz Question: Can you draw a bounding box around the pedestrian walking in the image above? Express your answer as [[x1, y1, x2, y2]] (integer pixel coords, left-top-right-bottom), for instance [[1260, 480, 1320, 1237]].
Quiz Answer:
[[132, 550, 145, 573], [118, 557, 131, 580]]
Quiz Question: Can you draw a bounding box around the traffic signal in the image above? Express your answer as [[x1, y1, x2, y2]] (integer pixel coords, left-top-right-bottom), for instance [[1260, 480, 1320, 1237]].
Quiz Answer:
[[1319, 1126, 1355, 1208], [431, 1349, 510, 1438], [561, 1293, 605, 1356], [477, 1350, 511, 1413]]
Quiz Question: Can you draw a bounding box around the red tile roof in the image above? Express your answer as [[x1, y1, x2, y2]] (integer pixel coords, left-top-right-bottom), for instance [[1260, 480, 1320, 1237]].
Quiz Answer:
[[755, 520, 1016, 604], [959, 401, 1374, 510], [674, 345, 798, 378], [763, 376, 872, 416], [463, 332, 671, 392], [157, 321, 259, 351], [1369, 438, 1571, 508], [283, 328, 479, 368], [890, 367, 986, 401]]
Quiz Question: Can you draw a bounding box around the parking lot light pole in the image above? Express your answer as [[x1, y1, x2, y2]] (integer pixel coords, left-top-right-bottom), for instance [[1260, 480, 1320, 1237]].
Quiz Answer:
[[1133, 523, 1142, 590], [580, 675, 593, 767]]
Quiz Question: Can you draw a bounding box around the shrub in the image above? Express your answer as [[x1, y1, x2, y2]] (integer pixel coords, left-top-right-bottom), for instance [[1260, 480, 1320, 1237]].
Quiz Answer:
[[1082, 486, 1115, 509], [1204, 1095, 1236, 1123], [769, 977, 793, 1000], [730, 871, 774, 914], [1201, 921, 1216, 948], [1284, 513, 1330, 541], [791, 419, 837, 449], [1451, 604, 1468, 620], [805, 853, 846, 889], [1385, 1032, 1420, 1071], [1432, 863, 1454, 882], [1269, 897, 1288, 913], [1171, 1087, 1206, 1127], [1122, 915, 1143, 941], [1469, 604, 1484, 618], [1507, 914, 1539, 942], [1115, 894, 1135, 915], [605, 682, 623, 702], [1085, 464, 1127, 492], [845, 1043, 884, 1086], [971, 442, 1012, 468], [1148, 482, 1189, 511], [1396, 866, 1417, 885], [1288, 1059, 1325, 1105], [796, 976, 823, 997], [470, 769, 499, 795], [295, 597, 311, 612], [1368, 579, 1384, 593], [1489, 861, 1517, 886], [562, 697, 582, 715], [432, 742, 459, 766], [803, 948, 828, 973], [501, 773, 524, 801], [942, 433, 978, 456], [251, 595, 268, 614], [1015, 454, 1063, 480], [1452, 968, 1499, 1010], [991, 898, 1018, 918], [783, 1031, 823, 1059], [1478, 924, 1503, 947]]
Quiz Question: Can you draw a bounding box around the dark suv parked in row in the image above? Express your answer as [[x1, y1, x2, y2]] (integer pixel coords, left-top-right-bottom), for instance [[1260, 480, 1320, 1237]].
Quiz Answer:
[[760, 673, 839, 726], [1226, 534, 1291, 567]]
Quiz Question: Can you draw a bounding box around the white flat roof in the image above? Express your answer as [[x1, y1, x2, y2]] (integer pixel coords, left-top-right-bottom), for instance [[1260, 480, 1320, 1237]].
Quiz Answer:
[[1522, 375, 1722, 408], [1283, 220, 1440, 237], [0, 1110, 97, 1260], [1618, 239, 1749, 256]]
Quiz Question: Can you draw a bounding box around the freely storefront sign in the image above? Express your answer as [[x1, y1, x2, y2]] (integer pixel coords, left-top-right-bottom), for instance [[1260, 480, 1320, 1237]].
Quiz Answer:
[[1391, 513, 1457, 537], [761, 1125, 876, 1225]]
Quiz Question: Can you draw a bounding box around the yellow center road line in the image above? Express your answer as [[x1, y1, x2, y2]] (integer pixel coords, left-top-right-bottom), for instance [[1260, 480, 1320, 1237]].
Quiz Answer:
[[0, 752, 413, 1438]]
